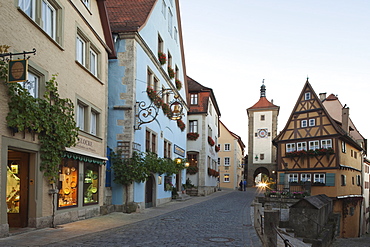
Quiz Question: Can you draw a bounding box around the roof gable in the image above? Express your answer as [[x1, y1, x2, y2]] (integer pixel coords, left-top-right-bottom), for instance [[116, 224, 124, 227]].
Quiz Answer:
[[106, 0, 157, 32], [187, 76, 221, 117], [274, 80, 344, 142]]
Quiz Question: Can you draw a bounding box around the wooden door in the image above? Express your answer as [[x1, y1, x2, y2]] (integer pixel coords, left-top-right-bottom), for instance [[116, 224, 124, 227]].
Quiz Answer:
[[145, 175, 154, 208], [7, 151, 29, 228]]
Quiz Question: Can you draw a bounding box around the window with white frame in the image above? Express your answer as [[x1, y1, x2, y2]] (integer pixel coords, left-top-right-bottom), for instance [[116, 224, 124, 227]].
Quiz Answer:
[[89, 49, 97, 76], [224, 157, 230, 166], [224, 144, 230, 151], [19, 71, 39, 98], [297, 142, 307, 151], [76, 30, 100, 77], [76, 35, 86, 65], [19, 0, 63, 43], [224, 174, 230, 182], [286, 143, 296, 153], [42, 0, 56, 39], [301, 173, 311, 182], [19, 0, 35, 19], [217, 158, 220, 166], [314, 173, 325, 184], [90, 110, 98, 135], [301, 120, 307, 128], [309, 140, 319, 150], [341, 141, 346, 153], [190, 93, 198, 105], [288, 173, 298, 183], [77, 102, 86, 131], [309, 118, 315, 127], [321, 139, 332, 149], [189, 120, 198, 133], [305, 92, 311, 100]]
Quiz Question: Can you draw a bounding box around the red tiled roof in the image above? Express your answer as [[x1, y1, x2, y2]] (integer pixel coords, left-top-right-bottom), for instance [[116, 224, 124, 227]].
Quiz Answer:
[[106, 0, 157, 32], [325, 93, 338, 101], [248, 97, 278, 110]]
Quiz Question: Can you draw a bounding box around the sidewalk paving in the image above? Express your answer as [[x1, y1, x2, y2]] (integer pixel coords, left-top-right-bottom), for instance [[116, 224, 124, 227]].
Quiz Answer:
[[0, 189, 240, 246]]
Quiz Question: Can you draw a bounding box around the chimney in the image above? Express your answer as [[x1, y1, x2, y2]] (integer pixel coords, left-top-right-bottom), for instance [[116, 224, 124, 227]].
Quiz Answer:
[[319, 93, 327, 102], [342, 106, 349, 134]]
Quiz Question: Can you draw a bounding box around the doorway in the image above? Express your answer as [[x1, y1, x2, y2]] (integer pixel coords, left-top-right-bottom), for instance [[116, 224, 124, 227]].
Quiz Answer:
[[145, 175, 154, 208], [7, 150, 29, 228]]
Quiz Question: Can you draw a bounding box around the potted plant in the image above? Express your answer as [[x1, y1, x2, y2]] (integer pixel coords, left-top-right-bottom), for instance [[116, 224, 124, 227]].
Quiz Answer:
[[175, 79, 182, 90], [167, 66, 175, 79], [186, 166, 199, 175], [158, 51, 167, 65], [177, 119, 185, 131], [208, 136, 215, 146]]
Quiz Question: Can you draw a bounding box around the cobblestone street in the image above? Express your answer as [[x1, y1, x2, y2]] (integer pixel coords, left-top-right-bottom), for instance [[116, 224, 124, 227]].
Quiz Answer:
[[0, 188, 263, 247]]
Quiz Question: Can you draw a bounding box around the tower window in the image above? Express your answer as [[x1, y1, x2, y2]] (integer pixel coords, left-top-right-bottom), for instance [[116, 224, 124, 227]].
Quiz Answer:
[[260, 115, 265, 121]]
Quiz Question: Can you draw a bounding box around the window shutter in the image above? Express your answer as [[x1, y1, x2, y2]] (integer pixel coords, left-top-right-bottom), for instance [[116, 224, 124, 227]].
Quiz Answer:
[[279, 173, 285, 185], [326, 173, 335, 186]]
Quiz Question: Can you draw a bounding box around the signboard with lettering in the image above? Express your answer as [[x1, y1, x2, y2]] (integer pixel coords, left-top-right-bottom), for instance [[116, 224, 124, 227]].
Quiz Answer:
[[174, 144, 185, 157], [8, 59, 28, 83]]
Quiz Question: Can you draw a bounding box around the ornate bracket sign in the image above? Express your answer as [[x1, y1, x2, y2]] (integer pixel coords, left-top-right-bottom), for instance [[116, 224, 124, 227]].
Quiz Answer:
[[135, 88, 185, 130]]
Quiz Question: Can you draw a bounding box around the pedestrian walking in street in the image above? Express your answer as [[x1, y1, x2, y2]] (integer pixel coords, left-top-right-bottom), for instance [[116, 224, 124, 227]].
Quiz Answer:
[[243, 180, 247, 191], [239, 180, 243, 191]]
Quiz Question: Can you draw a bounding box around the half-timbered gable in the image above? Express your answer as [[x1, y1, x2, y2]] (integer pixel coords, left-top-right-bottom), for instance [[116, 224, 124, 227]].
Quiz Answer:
[[274, 80, 342, 173]]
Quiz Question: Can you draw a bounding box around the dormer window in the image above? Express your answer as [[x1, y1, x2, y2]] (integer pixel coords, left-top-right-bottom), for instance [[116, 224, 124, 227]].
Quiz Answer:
[[305, 92, 311, 100]]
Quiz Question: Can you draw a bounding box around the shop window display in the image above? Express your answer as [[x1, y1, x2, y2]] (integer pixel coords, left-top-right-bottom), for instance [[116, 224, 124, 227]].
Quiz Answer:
[[6, 163, 20, 213], [83, 163, 99, 205], [58, 159, 78, 208]]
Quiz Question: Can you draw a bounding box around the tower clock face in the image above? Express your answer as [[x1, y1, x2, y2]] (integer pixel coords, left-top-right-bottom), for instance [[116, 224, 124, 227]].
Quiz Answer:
[[257, 128, 268, 138]]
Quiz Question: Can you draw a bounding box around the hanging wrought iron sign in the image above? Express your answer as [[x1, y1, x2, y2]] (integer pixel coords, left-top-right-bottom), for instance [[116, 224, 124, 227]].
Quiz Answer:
[[135, 88, 185, 130], [8, 59, 28, 83], [0, 48, 36, 83]]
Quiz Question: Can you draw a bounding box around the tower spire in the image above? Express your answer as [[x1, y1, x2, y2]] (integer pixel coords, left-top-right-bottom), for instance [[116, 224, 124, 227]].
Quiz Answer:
[[260, 79, 266, 98]]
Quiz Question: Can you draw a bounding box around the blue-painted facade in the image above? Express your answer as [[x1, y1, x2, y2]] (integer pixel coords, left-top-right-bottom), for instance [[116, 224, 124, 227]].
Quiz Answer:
[[107, 0, 187, 207]]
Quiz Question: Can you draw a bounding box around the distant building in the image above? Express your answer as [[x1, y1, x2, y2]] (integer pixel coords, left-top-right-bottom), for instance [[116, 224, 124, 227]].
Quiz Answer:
[[218, 121, 245, 190], [273, 79, 367, 238], [106, 0, 188, 209], [186, 76, 221, 195], [247, 82, 279, 187]]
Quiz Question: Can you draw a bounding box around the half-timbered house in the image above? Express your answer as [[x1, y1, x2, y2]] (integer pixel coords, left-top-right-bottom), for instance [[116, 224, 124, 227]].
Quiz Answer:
[[273, 79, 366, 238]]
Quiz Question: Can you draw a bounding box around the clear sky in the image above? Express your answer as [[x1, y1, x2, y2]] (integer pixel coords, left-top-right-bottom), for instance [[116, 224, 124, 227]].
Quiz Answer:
[[179, 0, 370, 151]]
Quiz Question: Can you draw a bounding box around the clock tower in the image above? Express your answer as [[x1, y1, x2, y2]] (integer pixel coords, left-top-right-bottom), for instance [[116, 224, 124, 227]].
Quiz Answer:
[[246, 81, 279, 187]]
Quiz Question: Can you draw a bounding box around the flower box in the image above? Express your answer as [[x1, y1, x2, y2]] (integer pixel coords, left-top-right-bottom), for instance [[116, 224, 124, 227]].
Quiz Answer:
[[187, 132, 199, 140], [208, 136, 215, 146]]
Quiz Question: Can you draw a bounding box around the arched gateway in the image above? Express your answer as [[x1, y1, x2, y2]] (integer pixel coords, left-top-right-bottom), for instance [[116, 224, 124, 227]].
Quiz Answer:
[[246, 81, 280, 187]]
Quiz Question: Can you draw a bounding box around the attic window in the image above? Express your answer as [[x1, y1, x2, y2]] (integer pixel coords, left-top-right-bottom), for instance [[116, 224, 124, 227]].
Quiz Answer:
[[305, 92, 311, 100]]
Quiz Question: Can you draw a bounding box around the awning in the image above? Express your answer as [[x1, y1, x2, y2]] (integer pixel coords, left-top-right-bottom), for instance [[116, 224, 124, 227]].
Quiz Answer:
[[64, 147, 108, 165]]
